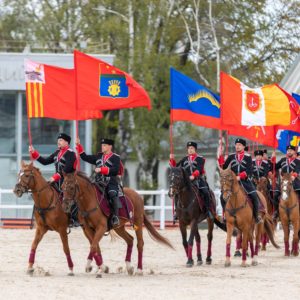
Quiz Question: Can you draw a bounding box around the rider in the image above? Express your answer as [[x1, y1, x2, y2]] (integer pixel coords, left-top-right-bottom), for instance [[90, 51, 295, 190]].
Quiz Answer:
[[270, 145, 300, 215], [28, 133, 79, 226], [169, 141, 213, 220], [218, 138, 262, 224], [252, 150, 270, 184], [76, 137, 122, 226]]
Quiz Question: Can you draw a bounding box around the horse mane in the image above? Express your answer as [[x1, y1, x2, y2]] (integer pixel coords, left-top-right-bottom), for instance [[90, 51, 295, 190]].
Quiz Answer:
[[76, 171, 93, 184], [181, 168, 192, 190]]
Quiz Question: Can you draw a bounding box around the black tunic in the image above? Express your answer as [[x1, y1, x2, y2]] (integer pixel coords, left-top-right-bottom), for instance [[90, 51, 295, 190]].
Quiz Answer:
[[252, 159, 269, 180], [223, 152, 256, 194], [80, 151, 120, 191]]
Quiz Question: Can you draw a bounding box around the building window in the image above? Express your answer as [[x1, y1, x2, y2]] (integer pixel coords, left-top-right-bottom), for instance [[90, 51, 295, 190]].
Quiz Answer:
[[0, 92, 16, 154]]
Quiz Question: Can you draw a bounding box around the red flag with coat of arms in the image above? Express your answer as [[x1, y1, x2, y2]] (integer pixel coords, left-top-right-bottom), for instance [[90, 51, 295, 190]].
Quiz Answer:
[[74, 50, 151, 111]]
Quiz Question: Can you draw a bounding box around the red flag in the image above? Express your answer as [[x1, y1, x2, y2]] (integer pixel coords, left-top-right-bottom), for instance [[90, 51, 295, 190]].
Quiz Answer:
[[74, 50, 151, 111], [227, 125, 278, 148], [25, 59, 102, 120]]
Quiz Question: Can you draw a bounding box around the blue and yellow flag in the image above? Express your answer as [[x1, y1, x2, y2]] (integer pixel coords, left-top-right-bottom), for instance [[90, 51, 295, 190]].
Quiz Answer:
[[277, 92, 300, 153], [170, 68, 221, 129]]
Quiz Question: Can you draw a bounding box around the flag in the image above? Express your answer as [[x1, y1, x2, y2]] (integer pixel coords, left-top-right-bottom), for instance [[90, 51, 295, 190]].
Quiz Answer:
[[221, 72, 300, 126], [277, 129, 300, 153], [170, 68, 221, 129], [74, 50, 151, 111], [228, 125, 278, 148], [24, 59, 102, 120]]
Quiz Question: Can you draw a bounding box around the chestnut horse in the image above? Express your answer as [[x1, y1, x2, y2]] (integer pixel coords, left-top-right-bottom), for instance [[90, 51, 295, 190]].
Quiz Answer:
[[168, 167, 227, 267], [61, 171, 173, 277], [220, 168, 279, 267], [13, 162, 76, 275], [279, 173, 300, 256]]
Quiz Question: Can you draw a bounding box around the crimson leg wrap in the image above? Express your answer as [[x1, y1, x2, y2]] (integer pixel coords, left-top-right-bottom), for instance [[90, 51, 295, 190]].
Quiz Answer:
[[207, 241, 212, 257], [187, 245, 193, 260], [242, 249, 247, 261], [125, 244, 133, 262], [254, 244, 259, 256], [137, 250, 143, 270], [236, 237, 242, 250], [66, 253, 74, 269], [184, 245, 188, 257], [249, 242, 254, 257], [284, 241, 290, 255], [93, 252, 103, 266], [29, 249, 36, 264], [196, 242, 201, 256], [226, 243, 230, 257], [87, 251, 94, 260]]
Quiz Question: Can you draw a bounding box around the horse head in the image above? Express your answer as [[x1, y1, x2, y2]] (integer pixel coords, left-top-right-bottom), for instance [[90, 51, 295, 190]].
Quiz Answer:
[[168, 167, 188, 198], [219, 167, 237, 202], [61, 172, 77, 213], [14, 161, 38, 197], [281, 173, 294, 201], [256, 176, 268, 192]]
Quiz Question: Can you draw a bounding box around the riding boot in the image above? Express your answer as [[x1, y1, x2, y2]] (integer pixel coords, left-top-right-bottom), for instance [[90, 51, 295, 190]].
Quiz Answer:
[[250, 193, 262, 224], [201, 189, 213, 220], [111, 196, 120, 226], [70, 203, 80, 227]]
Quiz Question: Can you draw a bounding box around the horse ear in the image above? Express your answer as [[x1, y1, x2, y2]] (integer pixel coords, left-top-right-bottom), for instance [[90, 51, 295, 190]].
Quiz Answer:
[[21, 160, 25, 168], [29, 161, 33, 167]]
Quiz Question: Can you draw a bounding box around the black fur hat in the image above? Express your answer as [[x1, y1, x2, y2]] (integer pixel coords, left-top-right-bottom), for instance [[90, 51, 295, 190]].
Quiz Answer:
[[286, 145, 296, 151], [101, 138, 114, 146], [57, 133, 71, 144], [235, 138, 246, 147], [254, 150, 263, 156], [186, 141, 197, 149]]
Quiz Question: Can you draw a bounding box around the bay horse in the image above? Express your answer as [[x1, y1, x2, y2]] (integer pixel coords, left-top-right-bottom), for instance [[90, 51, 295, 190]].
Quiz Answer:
[[219, 168, 279, 267], [61, 171, 173, 277], [168, 167, 227, 267], [13, 161, 75, 275], [279, 173, 300, 256]]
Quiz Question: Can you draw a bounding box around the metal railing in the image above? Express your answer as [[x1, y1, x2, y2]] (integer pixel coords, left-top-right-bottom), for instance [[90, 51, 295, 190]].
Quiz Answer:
[[0, 188, 223, 230]]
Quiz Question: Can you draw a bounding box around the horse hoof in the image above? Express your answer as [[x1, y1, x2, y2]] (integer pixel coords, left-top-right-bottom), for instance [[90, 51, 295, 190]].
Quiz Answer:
[[224, 261, 231, 267], [197, 260, 203, 266], [85, 266, 93, 273], [101, 265, 109, 274], [252, 260, 258, 266], [96, 273, 102, 278], [186, 259, 194, 267], [127, 267, 134, 276], [261, 246, 266, 251], [27, 268, 34, 275], [136, 269, 143, 276], [234, 250, 242, 257], [206, 257, 212, 265], [241, 262, 250, 268], [68, 271, 74, 276], [285, 252, 290, 257]]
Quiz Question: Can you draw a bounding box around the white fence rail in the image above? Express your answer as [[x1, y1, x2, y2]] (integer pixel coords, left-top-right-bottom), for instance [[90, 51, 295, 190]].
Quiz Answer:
[[0, 189, 222, 230]]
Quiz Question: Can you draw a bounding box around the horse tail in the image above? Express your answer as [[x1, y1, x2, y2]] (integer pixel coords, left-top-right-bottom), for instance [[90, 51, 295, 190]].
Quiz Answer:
[[143, 213, 174, 249], [264, 214, 280, 249], [213, 217, 227, 232]]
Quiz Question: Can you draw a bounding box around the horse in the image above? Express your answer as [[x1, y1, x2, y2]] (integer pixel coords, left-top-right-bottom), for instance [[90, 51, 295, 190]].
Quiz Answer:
[[61, 171, 173, 277], [13, 161, 76, 275], [279, 173, 300, 256], [168, 167, 227, 267], [219, 167, 279, 267], [256, 176, 274, 250]]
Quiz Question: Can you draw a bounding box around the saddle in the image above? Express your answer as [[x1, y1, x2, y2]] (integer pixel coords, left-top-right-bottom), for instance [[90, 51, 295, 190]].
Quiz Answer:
[[246, 195, 265, 213], [93, 184, 134, 220], [191, 185, 216, 214]]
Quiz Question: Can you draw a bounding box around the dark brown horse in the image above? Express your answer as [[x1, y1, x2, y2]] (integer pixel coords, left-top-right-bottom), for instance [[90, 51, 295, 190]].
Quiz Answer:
[[168, 167, 227, 267], [61, 171, 173, 277], [279, 173, 300, 256], [220, 168, 279, 267], [13, 161, 75, 275]]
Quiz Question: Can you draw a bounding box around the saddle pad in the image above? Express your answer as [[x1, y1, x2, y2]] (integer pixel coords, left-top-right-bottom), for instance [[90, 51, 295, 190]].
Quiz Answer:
[[192, 186, 216, 214], [94, 185, 134, 220]]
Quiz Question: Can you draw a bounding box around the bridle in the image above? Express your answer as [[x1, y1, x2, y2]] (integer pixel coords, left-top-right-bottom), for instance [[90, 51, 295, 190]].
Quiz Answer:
[[168, 168, 185, 197], [220, 173, 235, 202]]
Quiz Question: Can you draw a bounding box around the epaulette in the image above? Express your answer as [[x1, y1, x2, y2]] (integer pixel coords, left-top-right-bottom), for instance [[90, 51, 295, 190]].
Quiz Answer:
[[112, 152, 120, 157], [244, 153, 251, 157]]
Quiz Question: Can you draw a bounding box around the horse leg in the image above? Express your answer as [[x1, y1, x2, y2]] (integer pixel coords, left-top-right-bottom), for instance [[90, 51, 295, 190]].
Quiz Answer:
[[206, 218, 214, 265], [58, 229, 75, 276], [27, 226, 48, 274], [241, 227, 251, 267], [194, 229, 202, 266], [282, 219, 290, 256], [225, 222, 234, 267], [186, 221, 197, 267], [114, 226, 135, 275], [82, 224, 108, 273], [291, 218, 299, 256], [234, 232, 242, 257], [179, 220, 188, 258], [90, 225, 107, 278]]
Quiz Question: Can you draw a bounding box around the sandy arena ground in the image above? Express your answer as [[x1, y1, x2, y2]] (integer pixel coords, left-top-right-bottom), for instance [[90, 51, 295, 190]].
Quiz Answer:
[[0, 226, 300, 300]]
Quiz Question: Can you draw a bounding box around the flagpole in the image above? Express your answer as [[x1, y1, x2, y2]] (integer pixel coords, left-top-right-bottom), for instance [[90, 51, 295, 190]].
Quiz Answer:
[[74, 50, 80, 171]]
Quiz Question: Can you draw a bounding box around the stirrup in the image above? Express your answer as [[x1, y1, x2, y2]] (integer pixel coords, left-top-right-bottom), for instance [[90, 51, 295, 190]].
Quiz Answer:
[[255, 216, 263, 224]]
